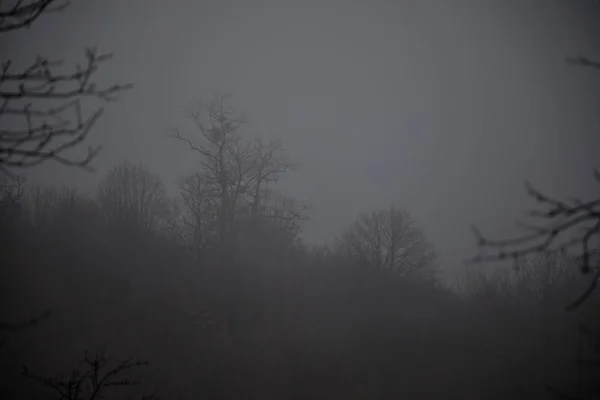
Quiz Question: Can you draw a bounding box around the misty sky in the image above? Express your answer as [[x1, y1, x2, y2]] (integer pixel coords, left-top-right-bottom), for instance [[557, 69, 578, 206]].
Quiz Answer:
[[3, 0, 600, 280]]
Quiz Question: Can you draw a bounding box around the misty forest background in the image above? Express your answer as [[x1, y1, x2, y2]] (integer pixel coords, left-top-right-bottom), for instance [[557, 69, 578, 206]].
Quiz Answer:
[[1, 1, 600, 399]]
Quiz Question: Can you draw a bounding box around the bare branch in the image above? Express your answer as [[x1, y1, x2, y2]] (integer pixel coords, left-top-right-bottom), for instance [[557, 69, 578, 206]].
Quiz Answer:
[[469, 172, 600, 310], [566, 56, 600, 71], [0, 0, 69, 32], [1, 40, 133, 171]]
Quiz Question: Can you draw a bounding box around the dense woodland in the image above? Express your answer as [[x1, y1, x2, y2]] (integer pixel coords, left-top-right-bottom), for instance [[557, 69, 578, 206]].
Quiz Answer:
[[0, 94, 598, 399], [1, 1, 600, 399]]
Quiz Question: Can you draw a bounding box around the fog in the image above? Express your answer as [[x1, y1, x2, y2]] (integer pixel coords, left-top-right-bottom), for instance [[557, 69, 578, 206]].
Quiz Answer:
[[1, 0, 599, 399]]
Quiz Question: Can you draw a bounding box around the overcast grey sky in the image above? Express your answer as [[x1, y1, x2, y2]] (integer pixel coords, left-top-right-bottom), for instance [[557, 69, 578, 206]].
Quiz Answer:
[[3, 0, 600, 279]]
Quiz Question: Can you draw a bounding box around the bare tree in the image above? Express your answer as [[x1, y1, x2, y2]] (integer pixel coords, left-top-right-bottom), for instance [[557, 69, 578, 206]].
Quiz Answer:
[[168, 93, 296, 254], [336, 205, 438, 279], [168, 94, 250, 248], [21, 350, 161, 400], [468, 56, 600, 311], [97, 161, 168, 234], [0, 0, 132, 173]]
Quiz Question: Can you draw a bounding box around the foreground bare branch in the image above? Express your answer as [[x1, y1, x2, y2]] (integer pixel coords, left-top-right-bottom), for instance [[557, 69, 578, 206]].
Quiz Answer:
[[0, 1, 133, 173], [468, 172, 600, 310], [0, 0, 69, 32], [0, 47, 133, 171]]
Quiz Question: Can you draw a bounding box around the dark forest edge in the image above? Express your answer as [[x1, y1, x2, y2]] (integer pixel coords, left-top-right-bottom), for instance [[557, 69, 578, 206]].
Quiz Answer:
[[1, 128, 598, 398], [1, 1, 599, 399]]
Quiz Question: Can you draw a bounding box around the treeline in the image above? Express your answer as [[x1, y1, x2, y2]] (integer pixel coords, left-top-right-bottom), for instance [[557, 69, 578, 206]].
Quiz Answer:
[[0, 96, 598, 399], [1, 1, 599, 397]]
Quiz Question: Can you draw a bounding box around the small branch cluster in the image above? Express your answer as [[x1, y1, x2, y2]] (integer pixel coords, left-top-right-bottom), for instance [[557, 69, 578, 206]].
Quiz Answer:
[[0, 47, 133, 171], [469, 172, 600, 310], [22, 350, 160, 400], [0, 0, 69, 32]]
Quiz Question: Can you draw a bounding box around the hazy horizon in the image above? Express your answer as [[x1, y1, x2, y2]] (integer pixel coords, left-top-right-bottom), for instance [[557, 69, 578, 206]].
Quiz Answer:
[[3, 0, 600, 281]]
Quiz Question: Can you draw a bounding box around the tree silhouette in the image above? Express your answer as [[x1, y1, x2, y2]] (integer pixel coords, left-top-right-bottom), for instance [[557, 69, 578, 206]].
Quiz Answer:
[[97, 161, 168, 234], [337, 205, 438, 280], [168, 93, 298, 254], [0, 0, 69, 32], [21, 350, 161, 400]]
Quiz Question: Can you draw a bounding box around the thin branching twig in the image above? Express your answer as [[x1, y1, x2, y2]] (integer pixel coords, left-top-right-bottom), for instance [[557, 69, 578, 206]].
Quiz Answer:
[[22, 350, 159, 400], [468, 172, 600, 311], [0, 1, 133, 173]]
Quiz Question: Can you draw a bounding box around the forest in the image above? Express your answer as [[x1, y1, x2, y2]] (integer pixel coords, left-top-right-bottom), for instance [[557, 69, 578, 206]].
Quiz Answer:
[[1, 1, 600, 399]]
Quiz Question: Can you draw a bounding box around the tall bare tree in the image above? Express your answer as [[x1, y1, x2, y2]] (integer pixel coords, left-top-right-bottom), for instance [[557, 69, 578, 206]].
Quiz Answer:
[[168, 93, 296, 254], [97, 161, 168, 234], [0, 0, 132, 174], [169, 94, 250, 249], [336, 205, 438, 279]]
